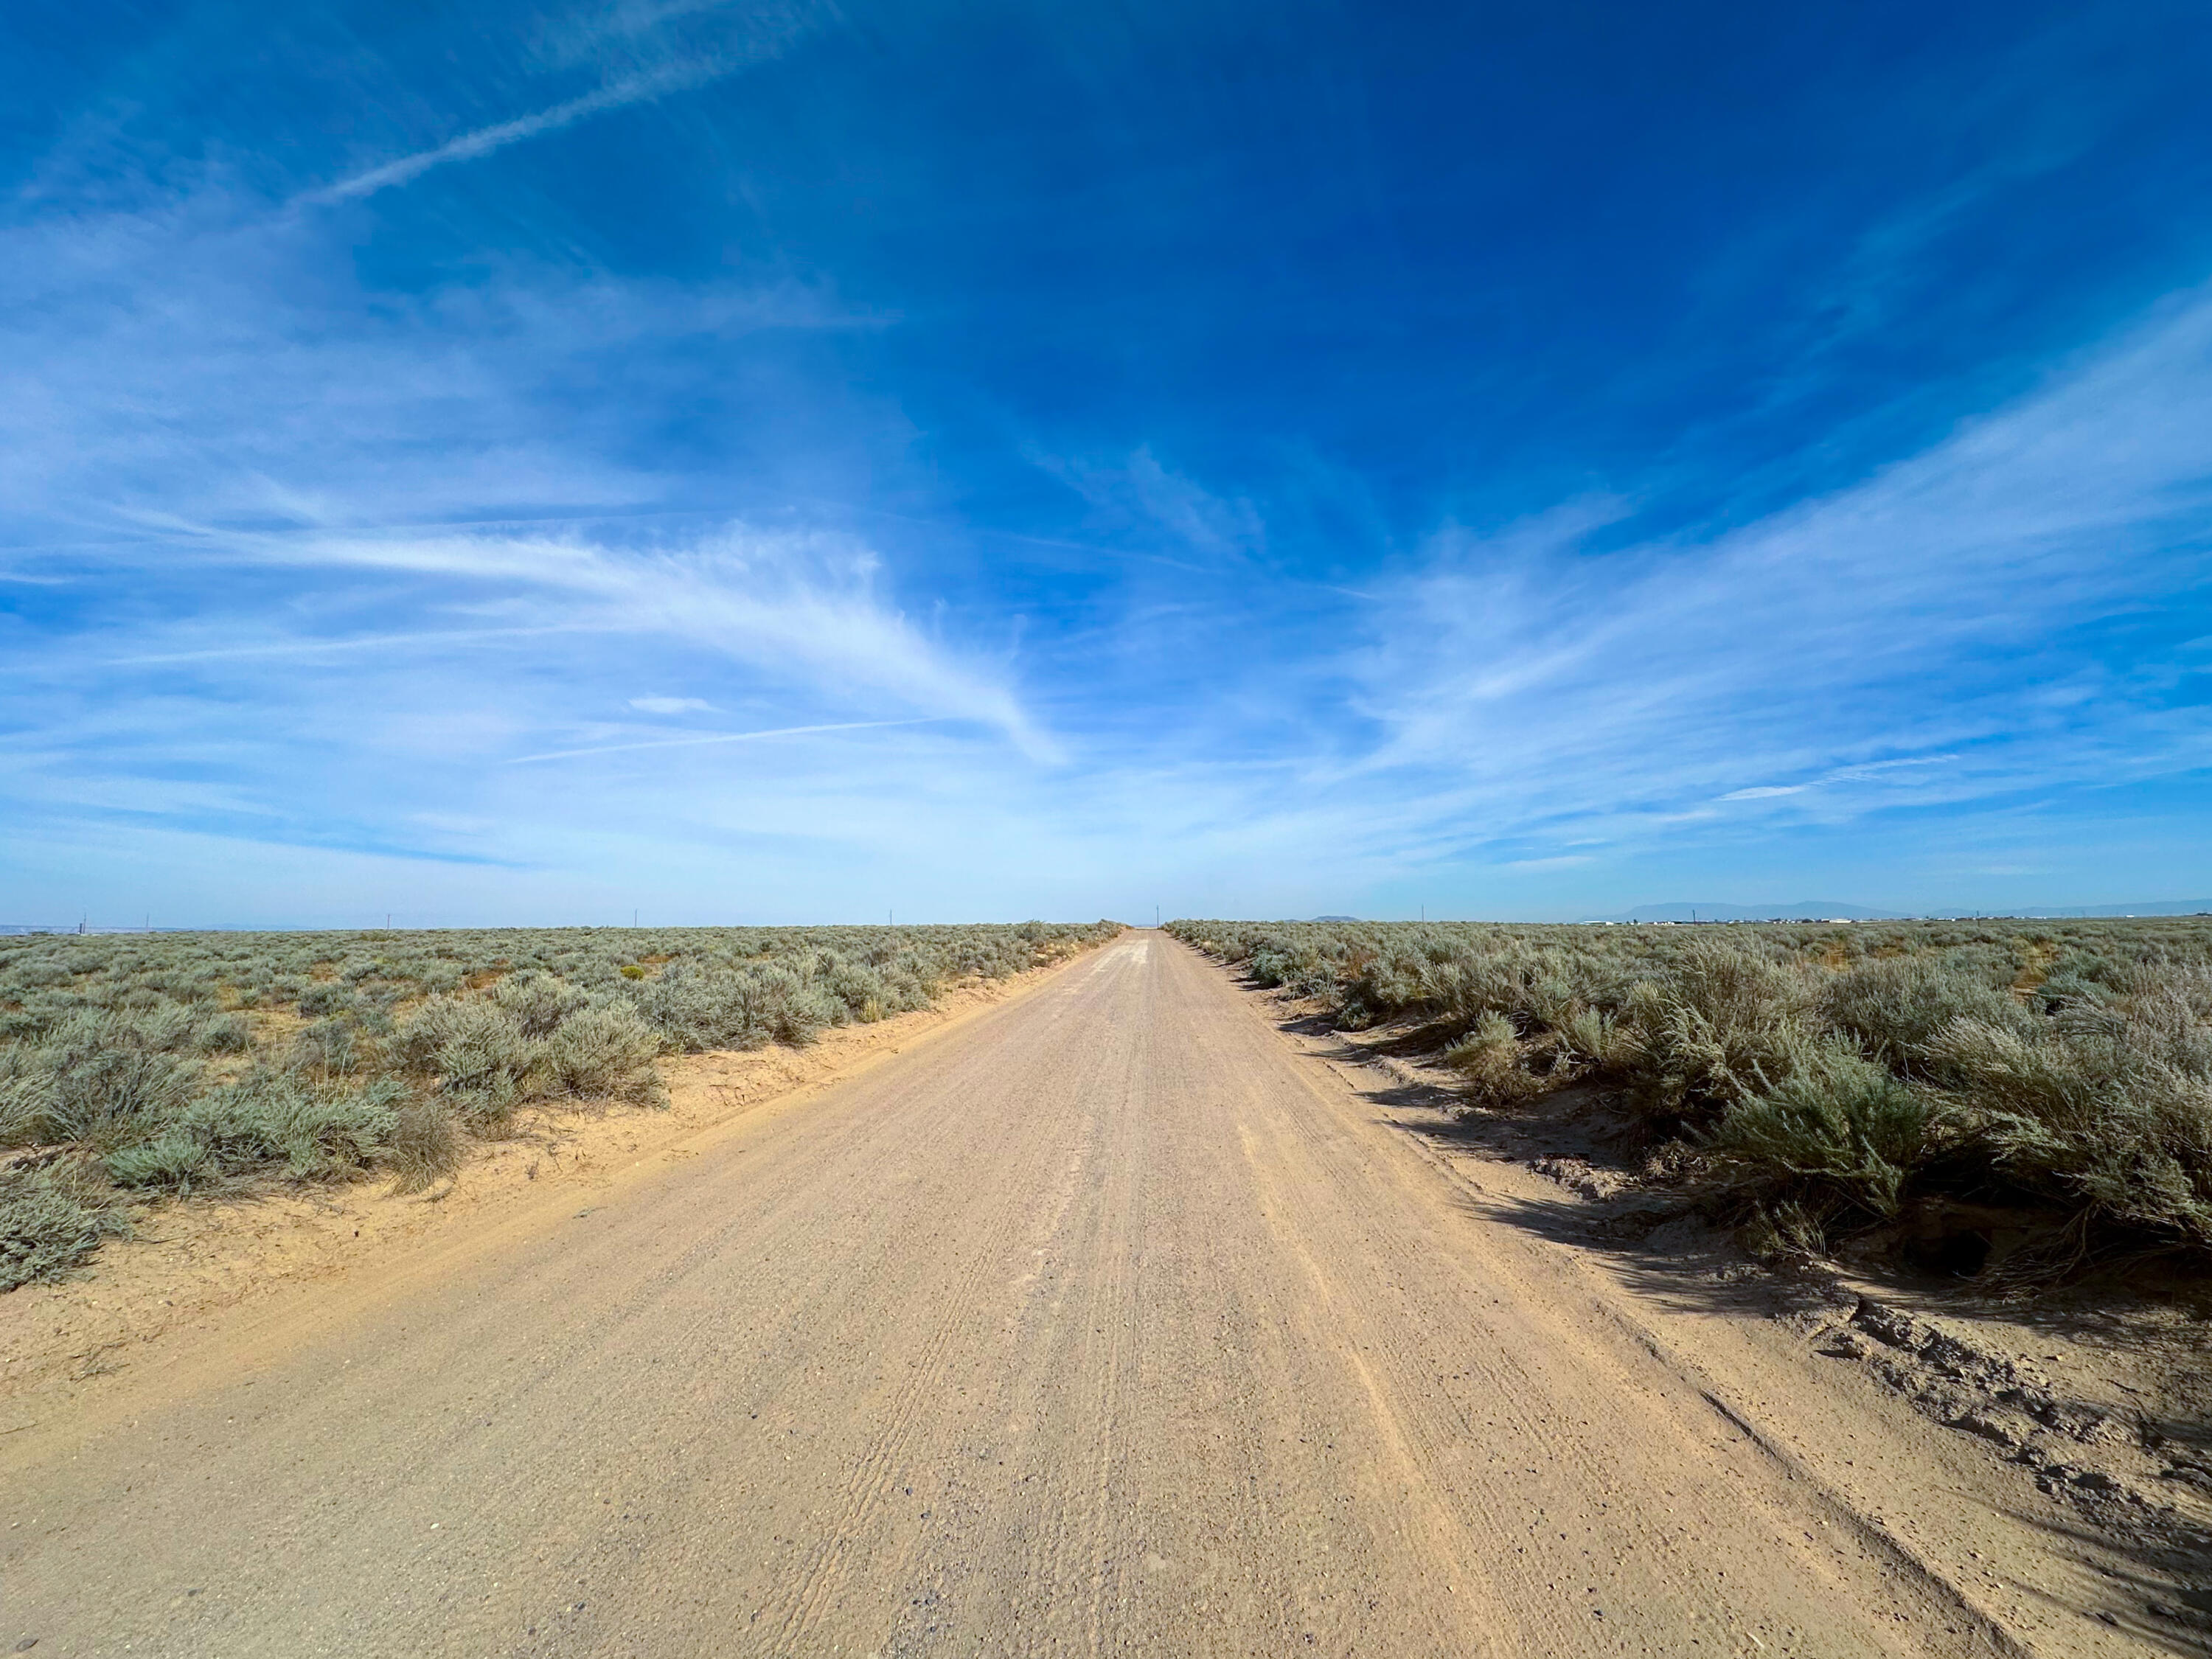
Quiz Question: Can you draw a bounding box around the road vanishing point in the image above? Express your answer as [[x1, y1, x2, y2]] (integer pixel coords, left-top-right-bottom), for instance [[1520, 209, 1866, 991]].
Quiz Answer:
[[4, 934, 2006, 1656]]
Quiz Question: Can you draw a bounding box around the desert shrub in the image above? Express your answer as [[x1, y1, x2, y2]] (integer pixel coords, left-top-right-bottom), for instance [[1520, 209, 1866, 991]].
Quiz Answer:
[[289, 1018, 361, 1077], [1620, 944, 1815, 1124], [1, 1157, 131, 1290], [125, 1003, 205, 1051], [1817, 955, 2027, 1068], [491, 971, 588, 1038], [296, 983, 356, 1019], [4, 1014, 200, 1148], [175, 1071, 405, 1180], [0, 918, 1119, 1288], [193, 1013, 251, 1054], [823, 959, 892, 1021], [382, 1095, 464, 1194], [2030, 947, 2134, 1012], [1923, 1019, 2098, 1127], [1557, 1006, 1627, 1068], [1929, 978, 2212, 1247], [635, 961, 841, 1051], [1169, 914, 2212, 1262], [1708, 1043, 1931, 1219], [105, 1132, 217, 1190], [630, 964, 744, 1050], [540, 1001, 664, 1103], [1444, 1011, 1541, 1105], [0, 1045, 55, 1147], [394, 995, 538, 1101], [755, 967, 844, 1046]]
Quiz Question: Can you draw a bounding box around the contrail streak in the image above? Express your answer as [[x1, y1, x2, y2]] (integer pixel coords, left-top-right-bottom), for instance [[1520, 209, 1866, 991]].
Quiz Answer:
[[301, 58, 729, 206]]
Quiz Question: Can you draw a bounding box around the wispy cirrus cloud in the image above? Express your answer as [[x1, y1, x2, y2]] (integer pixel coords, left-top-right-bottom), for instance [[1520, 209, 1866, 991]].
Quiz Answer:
[[4, 0, 2208, 925], [0, 116, 1057, 897], [1719, 757, 1958, 802], [506, 717, 934, 764], [1307, 286, 2212, 869], [261, 524, 1059, 758], [1049, 446, 1269, 567], [0, 187, 874, 556], [629, 695, 716, 714]]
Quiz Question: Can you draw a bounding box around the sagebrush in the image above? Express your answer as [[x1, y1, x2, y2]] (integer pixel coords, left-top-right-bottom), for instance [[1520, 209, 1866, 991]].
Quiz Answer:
[[1167, 915, 2212, 1270], [0, 921, 1119, 1286]]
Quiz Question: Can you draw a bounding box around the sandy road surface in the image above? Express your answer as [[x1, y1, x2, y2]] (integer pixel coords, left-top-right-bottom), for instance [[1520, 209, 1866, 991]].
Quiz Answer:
[[4, 935, 2017, 1656]]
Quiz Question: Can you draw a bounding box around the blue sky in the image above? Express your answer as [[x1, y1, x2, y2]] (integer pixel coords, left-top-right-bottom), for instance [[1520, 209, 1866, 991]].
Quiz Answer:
[[4, 0, 2211, 925]]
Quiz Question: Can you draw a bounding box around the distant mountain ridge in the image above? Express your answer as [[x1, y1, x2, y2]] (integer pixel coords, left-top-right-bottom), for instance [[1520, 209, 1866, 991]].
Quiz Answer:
[[1582, 900, 2212, 923]]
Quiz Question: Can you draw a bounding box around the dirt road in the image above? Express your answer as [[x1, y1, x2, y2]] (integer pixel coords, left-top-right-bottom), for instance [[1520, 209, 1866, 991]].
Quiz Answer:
[[3, 935, 2034, 1655]]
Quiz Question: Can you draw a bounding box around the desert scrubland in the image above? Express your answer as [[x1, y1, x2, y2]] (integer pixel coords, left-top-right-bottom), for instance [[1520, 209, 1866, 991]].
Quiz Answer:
[[1168, 914, 2212, 1276], [1, 925, 2207, 1656], [0, 922, 1118, 1290]]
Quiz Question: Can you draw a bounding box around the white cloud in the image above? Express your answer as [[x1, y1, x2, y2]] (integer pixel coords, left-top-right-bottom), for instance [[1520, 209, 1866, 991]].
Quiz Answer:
[[1044, 445, 1267, 566], [1317, 284, 2212, 860], [0, 163, 1062, 910], [254, 524, 1057, 759], [629, 695, 715, 714], [0, 181, 874, 565], [508, 718, 931, 763], [5, 54, 2208, 923], [1718, 755, 1958, 801]]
